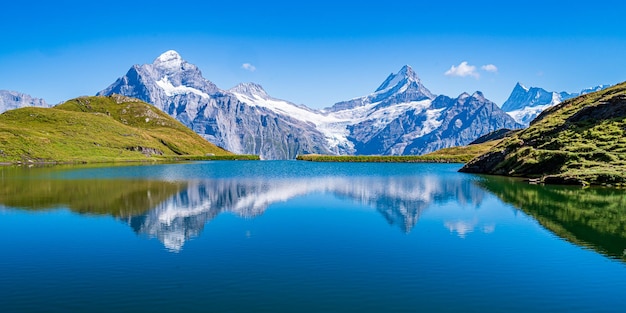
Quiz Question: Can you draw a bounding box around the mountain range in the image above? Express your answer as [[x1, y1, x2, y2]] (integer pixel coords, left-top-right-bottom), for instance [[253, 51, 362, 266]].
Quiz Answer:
[[0, 90, 49, 113], [97, 51, 521, 159], [503, 82, 610, 126], [1, 50, 610, 159]]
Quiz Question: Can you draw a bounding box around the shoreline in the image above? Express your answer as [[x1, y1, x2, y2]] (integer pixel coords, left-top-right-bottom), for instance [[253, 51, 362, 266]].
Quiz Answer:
[[0, 154, 260, 167]]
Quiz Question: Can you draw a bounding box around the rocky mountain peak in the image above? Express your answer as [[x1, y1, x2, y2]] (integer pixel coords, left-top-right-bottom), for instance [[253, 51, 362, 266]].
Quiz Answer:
[[471, 91, 486, 100], [229, 82, 270, 99], [154, 50, 183, 66], [514, 82, 529, 92], [150, 50, 203, 79], [375, 64, 421, 93]]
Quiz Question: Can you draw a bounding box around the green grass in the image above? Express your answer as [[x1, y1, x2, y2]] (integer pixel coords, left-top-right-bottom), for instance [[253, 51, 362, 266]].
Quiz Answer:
[[296, 140, 500, 163], [420, 140, 502, 163], [0, 95, 252, 163], [461, 82, 626, 186], [296, 140, 501, 163]]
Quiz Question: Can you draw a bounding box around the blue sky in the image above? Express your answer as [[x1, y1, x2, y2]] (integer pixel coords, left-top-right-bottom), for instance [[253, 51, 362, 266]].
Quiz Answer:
[[1, 1, 625, 108]]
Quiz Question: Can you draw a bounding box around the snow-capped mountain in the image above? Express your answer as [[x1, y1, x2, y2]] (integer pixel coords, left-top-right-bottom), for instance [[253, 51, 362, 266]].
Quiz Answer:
[[99, 50, 521, 158], [503, 82, 610, 126], [319, 66, 521, 155], [229, 61, 520, 155], [0, 90, 49, 113], [98, 50, 332, 159]]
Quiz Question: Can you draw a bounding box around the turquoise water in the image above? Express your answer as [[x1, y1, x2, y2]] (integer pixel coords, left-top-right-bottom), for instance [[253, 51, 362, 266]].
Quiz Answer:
[[1, 161, 625, 312]]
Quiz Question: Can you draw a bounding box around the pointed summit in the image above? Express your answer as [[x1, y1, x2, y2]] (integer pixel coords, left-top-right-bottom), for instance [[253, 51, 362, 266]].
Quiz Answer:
[[502, 82, 554, 112], [375, 65, 421, 93], [514, 82, 529, 92], [399, 64, 418, 79]]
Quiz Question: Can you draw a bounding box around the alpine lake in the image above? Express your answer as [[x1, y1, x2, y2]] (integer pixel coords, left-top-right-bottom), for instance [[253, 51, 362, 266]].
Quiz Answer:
[[1, 161, 625, 313]]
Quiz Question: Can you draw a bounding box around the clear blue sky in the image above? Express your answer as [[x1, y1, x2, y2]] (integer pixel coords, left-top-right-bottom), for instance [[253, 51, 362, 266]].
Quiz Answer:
[[1, 1, 625, 108]]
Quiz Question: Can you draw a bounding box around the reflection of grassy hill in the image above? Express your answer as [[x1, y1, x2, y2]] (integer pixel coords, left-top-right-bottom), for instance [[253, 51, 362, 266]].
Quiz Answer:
[[0, 95, 250, 163], [0, 166, 185, 217], [479, 176, 626, 261], [0, 177, 184, 217], [461, 82, 626, 185]]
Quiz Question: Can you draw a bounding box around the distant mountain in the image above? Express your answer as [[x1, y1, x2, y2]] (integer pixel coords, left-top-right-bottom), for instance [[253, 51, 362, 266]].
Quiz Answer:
[[99, 51, 522, 158], [0, 90, 48, 113], [503, 82, 610, 126], [461, 82, 626, 185]]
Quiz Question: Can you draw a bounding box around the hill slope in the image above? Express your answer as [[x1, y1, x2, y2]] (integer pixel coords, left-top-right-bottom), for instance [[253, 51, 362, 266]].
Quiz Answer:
[[0, 95, 234, 163], [460, 82, 626, 185]]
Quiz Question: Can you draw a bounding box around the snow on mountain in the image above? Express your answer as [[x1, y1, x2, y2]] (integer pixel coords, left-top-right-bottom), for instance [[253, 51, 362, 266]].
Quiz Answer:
[[99, 51, 333, 159], [579, 84, 611, 95], [503, 82, 610, 126], [100, 51, 523, 158], [327, 65, 435, 113], [228, 83, 353, 152], [228, 65, 445, 154], [0, 90, 49, 113], [381, 91, 521, 155]]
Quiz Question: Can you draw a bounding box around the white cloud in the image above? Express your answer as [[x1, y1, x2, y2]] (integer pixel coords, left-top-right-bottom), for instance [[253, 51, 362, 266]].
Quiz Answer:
[[481, 64, 498, 73], [241, 63, 256, 72], [445, 61, 479, 78]]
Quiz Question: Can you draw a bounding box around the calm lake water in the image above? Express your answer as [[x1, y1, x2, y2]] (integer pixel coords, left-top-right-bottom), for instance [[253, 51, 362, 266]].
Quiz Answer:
[[1, 161, 625, 312]]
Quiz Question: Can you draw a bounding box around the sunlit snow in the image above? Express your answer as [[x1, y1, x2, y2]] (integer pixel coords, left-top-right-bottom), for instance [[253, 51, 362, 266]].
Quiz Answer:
[[156, 76, 209, 98]]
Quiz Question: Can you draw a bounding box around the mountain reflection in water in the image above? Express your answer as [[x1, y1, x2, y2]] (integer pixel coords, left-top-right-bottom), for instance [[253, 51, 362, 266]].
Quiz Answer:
[[2, 163, 625, 260], [125, 175, 486, 251], [0, 169, 485, 252]]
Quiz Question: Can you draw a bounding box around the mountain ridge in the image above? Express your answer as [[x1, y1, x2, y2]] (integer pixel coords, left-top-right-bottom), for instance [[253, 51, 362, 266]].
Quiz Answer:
[[99, 51, 523, 159], [0, 90, 50, 113], [503, 82, 610, 126]]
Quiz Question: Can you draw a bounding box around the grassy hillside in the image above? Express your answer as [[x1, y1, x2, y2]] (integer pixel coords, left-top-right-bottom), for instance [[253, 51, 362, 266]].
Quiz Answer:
[[419, 139, 502, 163], [296, 140, 501, 163], [461, 82, 626, 186], [0, 95, 257, 163]]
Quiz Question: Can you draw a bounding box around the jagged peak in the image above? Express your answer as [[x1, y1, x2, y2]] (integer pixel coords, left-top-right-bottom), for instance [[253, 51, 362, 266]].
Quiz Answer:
[[472, 91, 485, 99], [229, 82, 269, 98], [515, 82, 529, 92], [399, 65, 417, 78], [458, 92, 471, 99], [375, 65, 421, 93]]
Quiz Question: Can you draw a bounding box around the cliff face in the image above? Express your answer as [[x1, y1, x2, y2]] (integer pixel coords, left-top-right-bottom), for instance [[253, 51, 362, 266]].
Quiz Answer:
[[98, 51, 332, 159]]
